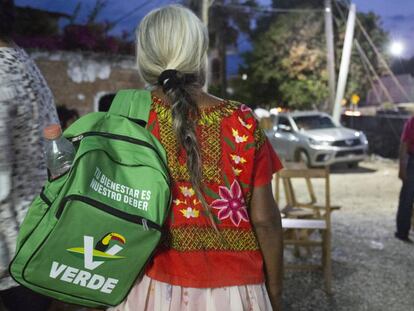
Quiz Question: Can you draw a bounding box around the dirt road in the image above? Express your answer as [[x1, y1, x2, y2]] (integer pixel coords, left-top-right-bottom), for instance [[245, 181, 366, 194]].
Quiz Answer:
[[282, 158, 414, 311]]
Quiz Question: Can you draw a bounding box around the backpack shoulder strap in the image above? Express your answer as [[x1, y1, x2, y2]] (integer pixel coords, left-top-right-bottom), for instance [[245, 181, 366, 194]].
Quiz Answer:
[[109, 90, 152, 125]]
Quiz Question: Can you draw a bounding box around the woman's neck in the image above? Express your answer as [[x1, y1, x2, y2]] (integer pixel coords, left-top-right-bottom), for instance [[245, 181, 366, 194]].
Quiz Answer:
[[152, 87, 224, 106]]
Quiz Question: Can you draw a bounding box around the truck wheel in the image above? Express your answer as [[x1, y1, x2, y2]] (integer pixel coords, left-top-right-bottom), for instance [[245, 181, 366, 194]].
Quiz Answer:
[[347, 162, 359, 169]]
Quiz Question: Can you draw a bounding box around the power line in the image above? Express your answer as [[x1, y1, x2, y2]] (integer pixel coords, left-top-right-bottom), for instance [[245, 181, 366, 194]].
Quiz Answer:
[[213, 3, 324, 14], [334, 4, 393, 100], [355, 15, 410, 102], [334, 1, 402, 139], [339, 1, 410, 102], [334, 1, 395, 103], [112, 0, 154, 25]]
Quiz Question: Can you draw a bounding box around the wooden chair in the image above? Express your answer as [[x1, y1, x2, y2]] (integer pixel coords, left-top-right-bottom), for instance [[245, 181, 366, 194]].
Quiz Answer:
[[274, 166, 335, 294], [275, 162, 340, 218]]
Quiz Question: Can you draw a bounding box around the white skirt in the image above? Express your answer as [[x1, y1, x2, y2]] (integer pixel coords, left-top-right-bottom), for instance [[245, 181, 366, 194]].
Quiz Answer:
[[109, 275, 272, 311]]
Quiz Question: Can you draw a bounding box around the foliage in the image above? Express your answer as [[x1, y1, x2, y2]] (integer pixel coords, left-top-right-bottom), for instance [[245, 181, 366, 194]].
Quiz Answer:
[[14, 0, 134, 55], [13, 7, 63, 37], [240, 1, 388, 110], [185, 0, 258, 97], [208, 1, 257, 47], [241, 10, 328, 109]]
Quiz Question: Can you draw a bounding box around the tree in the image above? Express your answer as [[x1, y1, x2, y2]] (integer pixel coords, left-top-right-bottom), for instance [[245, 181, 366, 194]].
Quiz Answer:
[[240, 0, 388, 110], [15, 0, 134, 54], [185, 0, 258, 97]]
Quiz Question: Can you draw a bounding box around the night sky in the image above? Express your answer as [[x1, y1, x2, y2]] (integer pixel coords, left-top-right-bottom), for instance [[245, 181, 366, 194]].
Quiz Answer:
[[14, 0, 414, 61]]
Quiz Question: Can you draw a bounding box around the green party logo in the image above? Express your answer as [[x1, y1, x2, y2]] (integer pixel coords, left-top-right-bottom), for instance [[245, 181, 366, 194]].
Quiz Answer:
[[66, 232, 126, 270]]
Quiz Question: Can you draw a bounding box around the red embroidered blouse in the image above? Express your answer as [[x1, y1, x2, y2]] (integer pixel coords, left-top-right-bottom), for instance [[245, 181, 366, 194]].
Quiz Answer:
[[145, 96, 282, 288]]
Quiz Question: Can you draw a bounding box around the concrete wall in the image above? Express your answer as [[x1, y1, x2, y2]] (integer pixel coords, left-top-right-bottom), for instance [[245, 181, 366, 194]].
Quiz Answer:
[[30, 50, 144, 115]]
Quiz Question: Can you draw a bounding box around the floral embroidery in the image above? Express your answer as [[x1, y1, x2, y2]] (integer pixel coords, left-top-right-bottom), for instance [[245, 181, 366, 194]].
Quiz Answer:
[[152, 96, 238, 184], [231, 154, 247, 164], [180, 186, 195, 197], [173, 199, 187, 206], [232, 128, 248, 143], [180, 207, 200, 219], [240, 104, 252, 112], [233, 167, 242, 176], [238, 116, 253, 129], [211, 180, 249, 226]]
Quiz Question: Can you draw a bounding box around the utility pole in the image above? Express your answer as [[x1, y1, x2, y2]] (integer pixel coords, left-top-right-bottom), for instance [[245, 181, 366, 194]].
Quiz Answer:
[[186, 0, 211, 90], [201, 0, 209, 27], [201, 0, 211, 90], [333, 3, 356, 123], [324, 0, 336, 114], [186, 0, 209, 25]]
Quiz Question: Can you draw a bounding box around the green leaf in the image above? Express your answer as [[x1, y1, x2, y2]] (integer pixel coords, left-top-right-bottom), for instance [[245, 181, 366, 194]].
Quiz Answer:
[[147, 121, 155, 132], [244, 142, 255, 151], [203, 186, 220, 200], [240, 181, 249, 189], [224, 137, 236, 151], [223, 174, 231, 188], [245, 112, 254, 119], [201, 210, 221, 224], [212, 213, 221, 224]]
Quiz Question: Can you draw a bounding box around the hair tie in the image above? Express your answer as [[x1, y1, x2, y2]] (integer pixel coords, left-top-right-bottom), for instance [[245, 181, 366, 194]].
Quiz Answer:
[[158, 70, 181, 93], [158, 70, 198, 93]]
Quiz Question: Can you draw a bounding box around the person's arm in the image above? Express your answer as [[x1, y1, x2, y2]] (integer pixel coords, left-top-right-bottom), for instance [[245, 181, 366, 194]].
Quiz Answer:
[[250, 183, 283, 311], [399, 142, 408, 181], [0, 85, 13, 201]]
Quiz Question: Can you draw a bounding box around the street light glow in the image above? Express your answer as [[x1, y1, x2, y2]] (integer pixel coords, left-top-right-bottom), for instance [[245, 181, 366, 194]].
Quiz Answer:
[[389, 41, 404, 56]]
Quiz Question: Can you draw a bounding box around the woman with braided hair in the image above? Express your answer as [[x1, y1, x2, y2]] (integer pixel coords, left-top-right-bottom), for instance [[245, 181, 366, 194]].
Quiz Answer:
[[111, 5, 283, 310]]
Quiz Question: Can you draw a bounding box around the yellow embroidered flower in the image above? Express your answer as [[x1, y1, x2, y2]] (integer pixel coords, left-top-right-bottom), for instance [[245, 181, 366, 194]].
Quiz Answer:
[[238, 116, 253, 129], [180, 186, 195, 197], [232, 128, 248, 143], [192, 198, 200, 205], [180, 207, 200, 219], [233, 167, 242, 176], [173, 199, 187, 206], [231, 154, 247, 164]]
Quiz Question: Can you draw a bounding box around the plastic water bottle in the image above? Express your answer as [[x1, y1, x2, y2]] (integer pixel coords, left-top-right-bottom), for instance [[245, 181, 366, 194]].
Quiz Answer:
[[43, 124, 75, 180]]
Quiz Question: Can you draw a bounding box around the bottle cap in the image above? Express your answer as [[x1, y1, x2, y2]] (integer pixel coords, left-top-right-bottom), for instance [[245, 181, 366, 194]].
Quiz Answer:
[[43, 124, 62, 140]]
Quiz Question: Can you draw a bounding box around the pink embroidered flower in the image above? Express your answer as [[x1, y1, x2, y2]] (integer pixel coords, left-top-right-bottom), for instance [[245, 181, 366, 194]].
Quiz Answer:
[[211, 181, 249, 226], [240, 104, 252, 113]]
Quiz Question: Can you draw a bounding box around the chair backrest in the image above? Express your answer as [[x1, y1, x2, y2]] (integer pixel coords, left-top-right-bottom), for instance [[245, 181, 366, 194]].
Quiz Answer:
[[275, 166, 331, 223]]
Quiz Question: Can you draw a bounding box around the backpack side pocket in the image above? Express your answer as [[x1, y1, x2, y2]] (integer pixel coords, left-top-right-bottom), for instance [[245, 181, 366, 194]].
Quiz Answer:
[[15, 173, 69, 251]]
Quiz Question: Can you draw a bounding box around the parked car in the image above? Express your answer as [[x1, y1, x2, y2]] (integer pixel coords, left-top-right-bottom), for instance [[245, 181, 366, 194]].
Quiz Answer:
[[265, 111, 369, 167]]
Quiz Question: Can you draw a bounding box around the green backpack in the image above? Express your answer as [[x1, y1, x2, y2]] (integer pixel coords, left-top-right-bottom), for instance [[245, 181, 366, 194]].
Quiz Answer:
[[9, 90, 171, 308]]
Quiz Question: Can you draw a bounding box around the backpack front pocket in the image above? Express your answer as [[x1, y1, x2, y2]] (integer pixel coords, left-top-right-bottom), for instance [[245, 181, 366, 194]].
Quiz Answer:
[[22, 196, 161, 307]]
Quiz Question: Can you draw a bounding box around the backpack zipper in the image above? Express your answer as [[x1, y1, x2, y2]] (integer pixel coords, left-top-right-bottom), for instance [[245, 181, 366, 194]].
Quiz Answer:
[[71, 134, 83, 142], [69, 131, 169, 181], [142, 219, 149, 231], [70, 132, 158, 154], [57, 195, 161, 231]]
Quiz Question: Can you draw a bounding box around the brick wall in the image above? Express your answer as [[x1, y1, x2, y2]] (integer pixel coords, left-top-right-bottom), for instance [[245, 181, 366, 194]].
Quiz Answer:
[[30, 50, 145, 115]]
